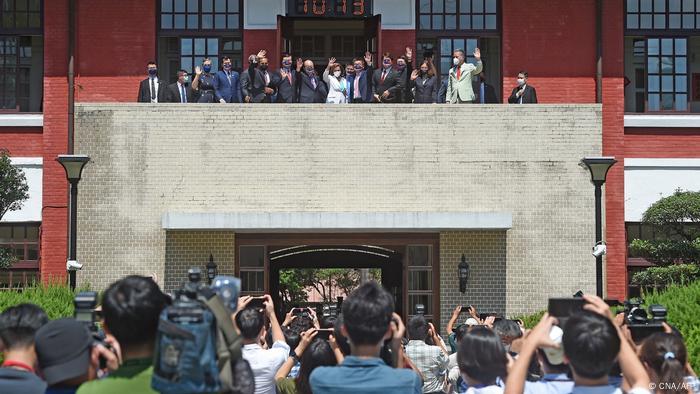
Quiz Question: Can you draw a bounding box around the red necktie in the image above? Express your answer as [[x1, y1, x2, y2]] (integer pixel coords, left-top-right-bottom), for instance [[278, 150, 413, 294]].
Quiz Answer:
[[456, 66, 461, 80], [381, 70, 387, 83]]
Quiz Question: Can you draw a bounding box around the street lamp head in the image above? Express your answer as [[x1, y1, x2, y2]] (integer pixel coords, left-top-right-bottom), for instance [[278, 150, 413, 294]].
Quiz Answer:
[[580, 156, 617, 184], [206, 253, 218, 283], [56, 154, 90, 183], [458, 254, 470, 294]]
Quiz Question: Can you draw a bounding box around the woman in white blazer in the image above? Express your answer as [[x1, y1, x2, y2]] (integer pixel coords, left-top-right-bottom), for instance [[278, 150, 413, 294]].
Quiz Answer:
[[322, 57, 348, 104]]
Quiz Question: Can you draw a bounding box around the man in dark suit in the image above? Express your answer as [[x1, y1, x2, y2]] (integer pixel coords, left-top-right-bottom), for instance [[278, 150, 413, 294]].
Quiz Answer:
[[473, 72, 499, 103], [241, 53, 275, 103], [372, 52, 402, 103], [346, 52, 374, 103], [272, 53, 301, 103], [137, 61, 166, 103], [164, 70, 198, 103], [213, 56, 242, 103], [508, 70, 538, 104], [297, 60, 328, 103]]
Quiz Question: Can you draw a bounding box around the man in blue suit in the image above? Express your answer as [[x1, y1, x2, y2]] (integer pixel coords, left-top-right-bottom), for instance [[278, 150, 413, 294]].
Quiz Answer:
[[213, 56, 242, 103], [346, 52, 374, 103]]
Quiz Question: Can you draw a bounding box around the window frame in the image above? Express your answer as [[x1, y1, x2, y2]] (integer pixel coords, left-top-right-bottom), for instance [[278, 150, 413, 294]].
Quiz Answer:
[[0, 222, 40, 269], [158, 0, 243, 33], [0, 0, 43, 35], [237, 245, 267, 296], [625, 0, 700, 32], [644, 37, 689, 112], [405, 244, 437, 322], [416, 0, 500, 34]]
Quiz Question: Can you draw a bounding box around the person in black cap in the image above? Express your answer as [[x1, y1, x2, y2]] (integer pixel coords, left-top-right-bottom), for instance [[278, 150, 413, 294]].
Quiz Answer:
[[35, 318, 96, 394], [0, 303, 49, 394]]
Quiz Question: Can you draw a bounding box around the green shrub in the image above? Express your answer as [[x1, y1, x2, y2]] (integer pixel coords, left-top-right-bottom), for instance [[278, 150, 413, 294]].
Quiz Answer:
[[514, 310, 545, 329], [628, 239, 699, 265], [643, 280, 700, 372], [631, 264, 700, 287], [0, 282, 77, 320]]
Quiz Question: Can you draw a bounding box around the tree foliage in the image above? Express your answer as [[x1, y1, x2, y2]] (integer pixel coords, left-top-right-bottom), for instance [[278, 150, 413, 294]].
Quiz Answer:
[[0, 149, 29, 269], [279, 268, 381, 304], [631, 190, 700, 266]]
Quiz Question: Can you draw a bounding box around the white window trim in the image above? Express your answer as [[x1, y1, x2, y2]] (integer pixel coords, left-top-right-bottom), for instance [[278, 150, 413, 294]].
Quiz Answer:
[[624, 114, 700, 128], [0, 114, 43, 127]]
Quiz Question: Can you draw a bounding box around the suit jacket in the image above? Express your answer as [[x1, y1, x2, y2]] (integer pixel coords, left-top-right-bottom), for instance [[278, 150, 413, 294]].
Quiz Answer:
[[508, 85, 538, 104], [297, 72, 328, 103], [213, 70, 242, 103], [241, 67, 274, 103], [372, 67, 402, 103], [472, 81, 499, 103], [345, 67, 373, 103], [396, 62, 413, 103], [272, 68, 298, 103], [411, 74, 439, 103], [446, 61, 483, 103], [164, 82, 198, 103], [437, 78, 448, 104], [137, 77, 167, 103]]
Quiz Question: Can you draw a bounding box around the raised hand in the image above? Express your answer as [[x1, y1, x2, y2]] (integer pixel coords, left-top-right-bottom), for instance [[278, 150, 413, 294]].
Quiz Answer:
[[473, 47, 481, 60], [328, 57, 336, 66], [364, 51, 373, 66], [195, 65, 202, 75], [257, 49, 267, 59], [296, 328, 318, 354], [296, 57, 303, 71], [411, 69, 419, 81], [405, 46, 412, 60]]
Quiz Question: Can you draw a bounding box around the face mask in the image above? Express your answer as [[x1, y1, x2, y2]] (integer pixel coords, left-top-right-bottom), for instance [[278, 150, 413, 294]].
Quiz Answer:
[[305, 67, 315, 74], [354, 64, 363, 71], [346, 68, 355, 74], [420, 69, 428, 74], [282, 60, 292, 67], [260, 64, 268, 71], [148, 68, 157, 76], [183, 75, 190, 83], [333, 70, 342, 78], [517, 78, 525, 86], [223, 63, 232, 71], [383, 60, 391, 68], [453, 57, 460, 66], [203, 65, 212, 73], [397, 63, 406, 70]]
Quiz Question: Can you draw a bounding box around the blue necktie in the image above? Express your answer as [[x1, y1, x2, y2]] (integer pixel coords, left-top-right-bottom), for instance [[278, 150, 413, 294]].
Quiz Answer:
[[480, 83, 485, 104], [181, 85, 186, 103]]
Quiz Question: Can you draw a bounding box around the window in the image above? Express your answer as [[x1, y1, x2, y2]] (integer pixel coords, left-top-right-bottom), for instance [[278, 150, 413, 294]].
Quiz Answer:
[[407, 245, 434, 320], [626, 0, 700, 30], [418, 0, 498, 31], [160, 0, 240, 30], [180, 37, 219, 73], [239, 246, 265, 294], [438, 37, 478, 78], [646, 38, 688, 111], [0, 223, 39, 265], [0, 1, 42, 113]]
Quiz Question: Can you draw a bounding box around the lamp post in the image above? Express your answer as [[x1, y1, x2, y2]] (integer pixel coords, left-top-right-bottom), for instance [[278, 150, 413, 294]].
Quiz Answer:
[[206, 253, 218, 284], [580, 156, 617, 297], [458, 254, 470, 294], [56, 154, 90, 291]]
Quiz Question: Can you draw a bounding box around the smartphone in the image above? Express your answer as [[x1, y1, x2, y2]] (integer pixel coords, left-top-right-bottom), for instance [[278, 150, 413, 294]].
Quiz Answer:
[[292, 307, 310, 318], [461, 305, 473, 313], [316, 328, 334, 340], [548, 298, 586, 326], [248, 296, 266, 309], [478, 312, 500, 321]]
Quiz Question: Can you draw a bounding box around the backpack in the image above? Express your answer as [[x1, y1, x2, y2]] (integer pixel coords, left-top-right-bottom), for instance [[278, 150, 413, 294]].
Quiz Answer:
[[152, 286, 255, 394]]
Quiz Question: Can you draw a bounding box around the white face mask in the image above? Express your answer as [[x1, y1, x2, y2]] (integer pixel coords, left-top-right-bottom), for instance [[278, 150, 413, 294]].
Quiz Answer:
[[517, 78, 526, 86], [333, 70, 341, 78], [453, 57, 460, 66]]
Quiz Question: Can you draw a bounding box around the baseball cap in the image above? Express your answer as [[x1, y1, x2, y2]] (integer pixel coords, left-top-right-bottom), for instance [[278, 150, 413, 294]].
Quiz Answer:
[[542, 326, 565, 365], [35, 318, 92, 385]]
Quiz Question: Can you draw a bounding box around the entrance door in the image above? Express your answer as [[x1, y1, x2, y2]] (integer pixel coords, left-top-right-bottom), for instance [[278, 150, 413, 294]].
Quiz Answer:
[[268, 245, 403, 318]]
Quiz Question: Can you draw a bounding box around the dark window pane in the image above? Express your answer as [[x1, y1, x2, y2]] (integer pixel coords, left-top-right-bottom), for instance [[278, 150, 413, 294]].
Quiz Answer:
[[682, 0, 694, 10], [661, 93, 674, 109], [0, 227, 11, 242], [640, 13, 653, 27], [640, 0, 652, 11], [648, 75, 660, 91], [161, 14, 173, 29], [228, 0, 239, 12], [472, 0, 483, 12], [647, 38, 659, 55], [433, 0, 444, 12], [215, 0, 226, 12], [420, 0, 430, 13], [174, 0, 186, 12], [682, 14, 694, 28], [27, 12, 39, 28], [627, 0, 638, 12], [208, 38, 218, 55], [26, 226, 38, 241], [16, 0, 27, 11], [460, 0, 470, 12], [187, 14, 198, 29], [240, 246, 265, 267], [648, 93, 660, 110], [654, 0, 665, 11], [669, 0, 681, 11], [408, 246, 431, 266], [202, 0, 213, 12], [15, 12, 27, 28], [445, 15, 457, 29], [653, 14, 666, 28], [181, 38, 192, 55], [227, 14, 238, 29], [162, 0, 173, 12], [675, 94, 687, 111], [3, 13, 14, 28], [675, 75, 687, 92], [472, 14, 483, 29], [446, 0, 457, 12], [409, 270, 432, 290], [420, 15, 431, 29], [27, 244, 37, 260], [28, 0, 40, 11], [669, 13, 680, 28], [662, 75, 673, 91], [675, 38, 686, 55], [432, 15, 443, 29], [181, 57, 192, 72], [675, 56, 686, 73], [215, 14, 226, 28], [174, 14, 186, 28], [241, 271, 264, 292], [187, 0, 198, 12], [485, 0, 496, 12], [660, 57, 673, 73], [194, 38, 206, 55], [485, 14, 496, 29], [202, 14, 213, 28]]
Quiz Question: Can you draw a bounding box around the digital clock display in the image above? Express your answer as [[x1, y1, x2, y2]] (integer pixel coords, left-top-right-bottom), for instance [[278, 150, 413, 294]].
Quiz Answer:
[[288, 0, 372, 18]]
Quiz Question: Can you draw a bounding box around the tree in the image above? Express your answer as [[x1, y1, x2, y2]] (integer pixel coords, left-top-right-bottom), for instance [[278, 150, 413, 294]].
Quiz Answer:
[[629, 190, 700, 266], [278, 268, 382, 304], [0, 149, 29, 269]]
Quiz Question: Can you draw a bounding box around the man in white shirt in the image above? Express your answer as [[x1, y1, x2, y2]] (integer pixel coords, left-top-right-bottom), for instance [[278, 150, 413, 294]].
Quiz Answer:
[[235, 295, 290, 394], [405, 315, 449, 393], [137, 61, 165, 103]]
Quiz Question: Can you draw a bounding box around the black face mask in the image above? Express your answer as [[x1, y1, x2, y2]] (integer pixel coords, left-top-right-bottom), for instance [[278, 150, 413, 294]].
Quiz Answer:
[[260, 64, 268, 71]]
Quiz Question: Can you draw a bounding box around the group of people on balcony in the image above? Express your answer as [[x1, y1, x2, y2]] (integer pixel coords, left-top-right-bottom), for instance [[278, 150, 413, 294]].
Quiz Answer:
[[137, 47, 538, 105]]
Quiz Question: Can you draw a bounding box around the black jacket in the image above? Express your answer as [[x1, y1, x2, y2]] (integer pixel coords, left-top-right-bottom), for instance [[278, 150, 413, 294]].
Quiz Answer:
[[473, 81, 499, 103], [164, 82, 198, 103], [297, 72, 328, 103], [411, 74, 440, 103], [508, 85, 538, 104], [137, 77, 167, 103], [372, 67, 402, 103], [272, 68, 298, 103], [241, 67, 274, 103]]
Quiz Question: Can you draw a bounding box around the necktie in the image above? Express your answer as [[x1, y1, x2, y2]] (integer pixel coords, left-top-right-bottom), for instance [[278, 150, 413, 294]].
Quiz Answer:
[[480, 83, 485, 104], [286, 69, 292, 84], [150, 78, 156, 100], [311, 76, 317, 89], [264, 71, 270, 85], [354, 74, 360, 98], [180, 84, 186, 103], [381, 70, 387, 83], [227, 72, 231, 86], [456, 66, 461, 80]]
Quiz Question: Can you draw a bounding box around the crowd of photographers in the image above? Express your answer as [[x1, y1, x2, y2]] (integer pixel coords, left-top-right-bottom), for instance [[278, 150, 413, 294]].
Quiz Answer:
[[0, 271, 698, 394]]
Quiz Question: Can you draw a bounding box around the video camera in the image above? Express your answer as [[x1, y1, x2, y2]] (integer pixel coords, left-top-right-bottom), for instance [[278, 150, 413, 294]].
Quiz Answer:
[[170, 268, 241, 322], [73, 291, 113, 369], [623, 299, 667, 342]]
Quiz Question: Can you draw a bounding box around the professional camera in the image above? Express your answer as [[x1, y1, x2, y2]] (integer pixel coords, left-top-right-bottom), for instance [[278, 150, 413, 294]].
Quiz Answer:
[[623, 298, 667, 342], [322, 303, 338, 318], [73, 291, 114, 369]]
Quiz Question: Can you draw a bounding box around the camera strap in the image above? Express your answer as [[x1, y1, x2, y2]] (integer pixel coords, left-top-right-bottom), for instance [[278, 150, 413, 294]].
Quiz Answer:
[[205, 295, 243, 362]]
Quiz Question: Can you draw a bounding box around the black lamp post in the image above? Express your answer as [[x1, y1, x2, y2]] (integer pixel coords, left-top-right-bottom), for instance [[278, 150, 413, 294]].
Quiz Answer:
[[580, 156, 617, 297], [458, 254, 470, 294], [56, 154, 90, 291], [206, 253, 218, 284]]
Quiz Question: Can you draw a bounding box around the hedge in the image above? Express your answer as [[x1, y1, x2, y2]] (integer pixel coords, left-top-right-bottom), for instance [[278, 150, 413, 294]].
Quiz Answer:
[[631, 263, 700, 288], [0, 282, 78, 320]]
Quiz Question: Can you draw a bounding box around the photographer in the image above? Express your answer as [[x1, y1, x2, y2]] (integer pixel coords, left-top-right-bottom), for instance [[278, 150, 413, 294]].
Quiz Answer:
[[236, 294, 290, 394], [639, 332, 697, 394], [0, 304, 48, 394], [77, 275, 169, 394], [505, 294, 651, 394], [275, 328, 341, 394], [405, 315, 449, 393]]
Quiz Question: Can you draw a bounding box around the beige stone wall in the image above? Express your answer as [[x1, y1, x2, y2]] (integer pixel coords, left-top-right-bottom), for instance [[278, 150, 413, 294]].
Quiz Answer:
[[74, 103, 601, 315], [163, 231, 235, 291]]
